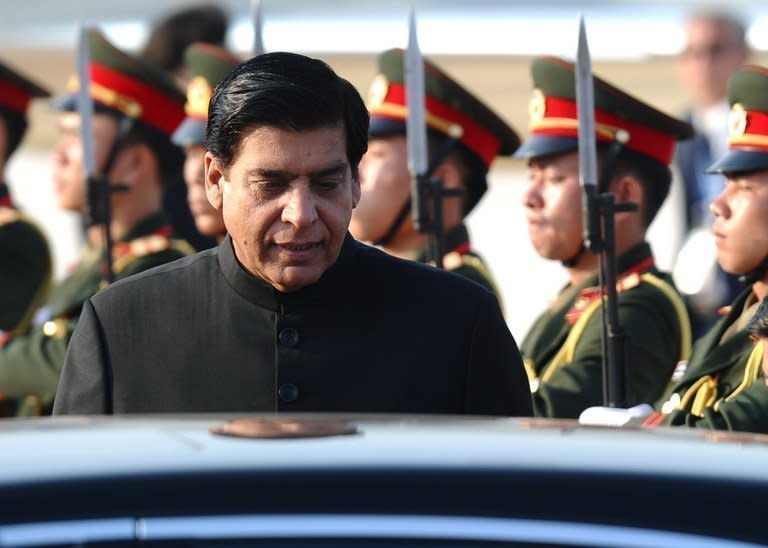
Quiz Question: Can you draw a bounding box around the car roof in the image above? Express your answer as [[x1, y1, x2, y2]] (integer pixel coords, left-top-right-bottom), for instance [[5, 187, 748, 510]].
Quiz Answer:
[[2, 414, 768, 485]]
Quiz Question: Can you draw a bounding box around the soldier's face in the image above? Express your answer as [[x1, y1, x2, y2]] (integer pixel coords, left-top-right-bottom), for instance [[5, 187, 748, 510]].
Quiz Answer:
[[349, 136, 412, 243], [184, 144, 225, 239], [523, 151, 584, 262], [710, 172, 768, 275], [51, 112, 118, 212], [205, 124, 359, 293]]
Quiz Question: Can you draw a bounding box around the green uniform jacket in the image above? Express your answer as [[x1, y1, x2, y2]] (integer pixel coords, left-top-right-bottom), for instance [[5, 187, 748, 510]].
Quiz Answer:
[[418, 223, 502, 301], [640, 288, 768, 433], [0, 211, 193, 415], [520, 243, 690, 418], [0, 183, 51, 336]]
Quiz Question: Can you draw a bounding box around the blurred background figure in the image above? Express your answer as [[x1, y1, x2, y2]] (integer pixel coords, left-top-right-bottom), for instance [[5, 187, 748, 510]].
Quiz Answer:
[[142, 4, 229, 88], [141, 4, 230, 252], [171, 43, 240, 244], [673, 11, 750, 337], [0, 61, 51, 343]]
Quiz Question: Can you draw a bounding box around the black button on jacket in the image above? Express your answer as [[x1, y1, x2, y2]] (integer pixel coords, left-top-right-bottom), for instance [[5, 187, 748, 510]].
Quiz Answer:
[[53, 235, 532, 417]]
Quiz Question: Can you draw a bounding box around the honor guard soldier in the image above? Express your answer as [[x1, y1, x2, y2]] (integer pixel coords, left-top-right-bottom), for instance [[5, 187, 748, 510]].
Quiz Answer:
[[171, 43, 239, 244], [0, 30, 194, 416], [516, 57, 693, 418], [0, 61, 52, 349], [635, 66, 768, 432], [349, 49, 519, 297]]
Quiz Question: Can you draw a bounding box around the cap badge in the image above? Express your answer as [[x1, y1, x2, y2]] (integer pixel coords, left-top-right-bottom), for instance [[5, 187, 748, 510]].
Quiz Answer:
[[728, 103, 747, 138], [185, 76, 212, 118], [367, 74, 389, 110], [529, 89, 546, 123]]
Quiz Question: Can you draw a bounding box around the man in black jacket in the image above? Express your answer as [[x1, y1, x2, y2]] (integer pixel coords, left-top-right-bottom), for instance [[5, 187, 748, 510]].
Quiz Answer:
[[53, 52, 532, 417]]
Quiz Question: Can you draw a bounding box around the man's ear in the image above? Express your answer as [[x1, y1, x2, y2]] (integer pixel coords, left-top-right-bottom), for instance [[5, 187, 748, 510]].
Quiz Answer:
[[110, 143, 152, 187], [351, 174, 361, 208], [611, 174, 643, 204], [432, 160, 463, 191], [205, 151, 224, 210]]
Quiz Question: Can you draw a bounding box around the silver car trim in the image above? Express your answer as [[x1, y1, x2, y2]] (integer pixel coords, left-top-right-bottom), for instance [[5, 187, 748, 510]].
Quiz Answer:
[[0, 514, 760, 547]]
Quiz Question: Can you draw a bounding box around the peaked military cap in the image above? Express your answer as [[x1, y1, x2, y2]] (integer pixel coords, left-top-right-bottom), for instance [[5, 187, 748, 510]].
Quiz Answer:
[[172, 43, 240, 147], [367, 48, 520, 212], [707, 65, 768, 174], [516, 56, 692, 165], [53, 29, 185, 136], [0, 60, 50, 117]]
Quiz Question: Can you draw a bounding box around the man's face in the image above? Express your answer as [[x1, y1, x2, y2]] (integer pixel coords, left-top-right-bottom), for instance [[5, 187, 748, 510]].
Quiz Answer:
[[51, 111, 118, 212], [677, 17, 747, 107], [523, 151, 584, 262], [205, 124, 359, 293], [711, 172, 768, 275], [184, 144, 225, 238], [348, 135, 411, 243]]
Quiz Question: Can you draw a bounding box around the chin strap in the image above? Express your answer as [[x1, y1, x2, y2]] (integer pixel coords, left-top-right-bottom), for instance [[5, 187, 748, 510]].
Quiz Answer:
[[561, 242, 587, 268], [737, 256, 768, 285], [373, 198, 412, 247]]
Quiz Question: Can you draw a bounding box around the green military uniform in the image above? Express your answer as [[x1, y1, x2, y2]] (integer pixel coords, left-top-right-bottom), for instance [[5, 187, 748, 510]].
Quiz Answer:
[[640, 289, 768, 432], [521, 243, 690, 418], [515, 57, 694, 417], [365, 49, 519, 300], [0, 61, 52, 344], [0, 212, 192, 415], [636, 66, 768, 433], [0, 30, 193, 416], [0, 184, 51, 340]]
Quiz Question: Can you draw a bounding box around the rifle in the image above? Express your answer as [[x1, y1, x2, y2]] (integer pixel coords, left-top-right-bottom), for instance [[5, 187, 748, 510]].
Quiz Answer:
[[404, 10, 463, 270], [576, 16, 636, 408], [77, 26, 129, 287], [251, 0, 265, 56]]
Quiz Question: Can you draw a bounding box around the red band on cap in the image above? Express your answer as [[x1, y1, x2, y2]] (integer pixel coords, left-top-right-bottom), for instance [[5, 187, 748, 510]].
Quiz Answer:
[[531, 96, 676, 164], [728, 110, 768, 152], [0, 80, 32, 115], [371, 82, 502, 167], [90, 63, 184, 135]]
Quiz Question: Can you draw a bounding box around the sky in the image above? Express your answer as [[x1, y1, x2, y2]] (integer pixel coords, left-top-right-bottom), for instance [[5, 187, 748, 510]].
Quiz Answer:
[[1, 0, 766, 59]]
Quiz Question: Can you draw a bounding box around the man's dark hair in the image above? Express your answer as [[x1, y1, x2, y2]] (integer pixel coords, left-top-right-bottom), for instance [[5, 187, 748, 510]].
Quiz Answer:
[[142, 5, 228, 72], [600, 146, 672, 228], [748, 298, 768, 341], [206, 52, 369, 179], [0, 107, 27, 162]]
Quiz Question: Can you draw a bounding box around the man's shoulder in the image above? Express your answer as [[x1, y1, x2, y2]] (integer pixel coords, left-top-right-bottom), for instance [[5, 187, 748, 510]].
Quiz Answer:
[[92, 247, 218, 304]]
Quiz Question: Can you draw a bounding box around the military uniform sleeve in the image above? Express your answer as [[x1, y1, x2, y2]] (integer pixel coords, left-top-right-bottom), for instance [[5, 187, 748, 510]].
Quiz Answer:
[[52, 299, 110, 415], [534, 291, 679, 418], [464, 291, 532, 416], [652, 381, 768, 433], [0, 320, 72, 403]]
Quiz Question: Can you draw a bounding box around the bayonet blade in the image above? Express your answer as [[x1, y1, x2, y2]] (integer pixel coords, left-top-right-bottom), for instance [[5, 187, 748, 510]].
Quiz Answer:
[[76, 25, 95, 179], [405, 8, 428, 178], [252, 0, 265, 56], [576, 15, 597, 190]]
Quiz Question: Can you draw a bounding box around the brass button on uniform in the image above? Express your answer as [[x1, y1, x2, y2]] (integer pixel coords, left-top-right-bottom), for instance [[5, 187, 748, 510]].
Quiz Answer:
[[278, 383, 300, 403], [278, 327, 300, 347]]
